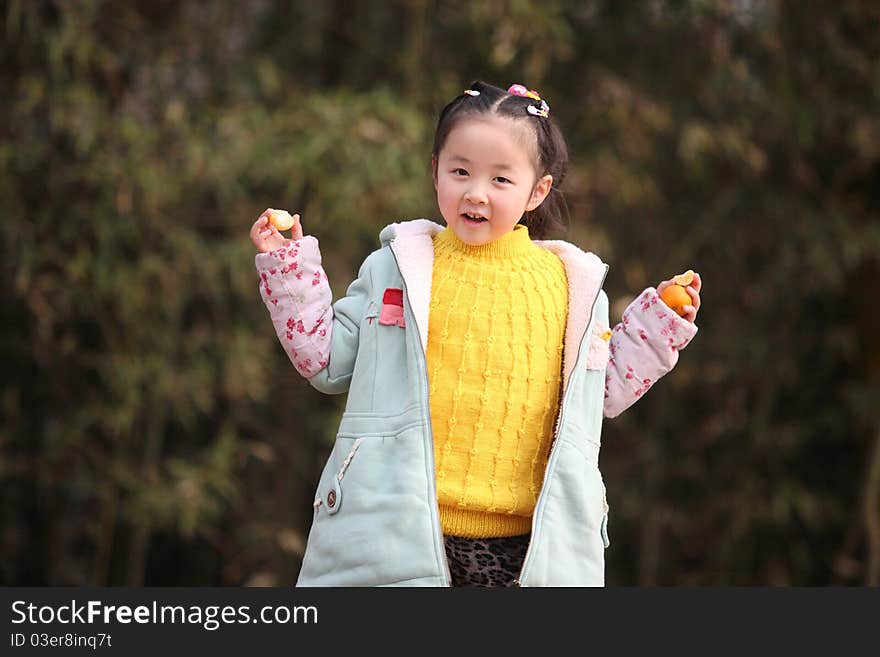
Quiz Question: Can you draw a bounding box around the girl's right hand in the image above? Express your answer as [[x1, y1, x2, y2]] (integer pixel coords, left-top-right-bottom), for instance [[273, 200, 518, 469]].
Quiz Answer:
[[250, 208, 303, 253]]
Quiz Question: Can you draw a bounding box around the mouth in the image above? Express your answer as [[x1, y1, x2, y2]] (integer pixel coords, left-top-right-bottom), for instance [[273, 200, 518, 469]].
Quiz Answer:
[[461, 212, 488, 224]]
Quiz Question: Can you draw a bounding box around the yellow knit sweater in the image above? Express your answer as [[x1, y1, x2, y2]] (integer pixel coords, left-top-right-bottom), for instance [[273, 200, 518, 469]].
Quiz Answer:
[[427, 224, 569, 537]]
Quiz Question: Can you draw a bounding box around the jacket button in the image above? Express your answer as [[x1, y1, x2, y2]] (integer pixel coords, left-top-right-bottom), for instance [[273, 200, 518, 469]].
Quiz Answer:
[[327, 489, 337, 508]]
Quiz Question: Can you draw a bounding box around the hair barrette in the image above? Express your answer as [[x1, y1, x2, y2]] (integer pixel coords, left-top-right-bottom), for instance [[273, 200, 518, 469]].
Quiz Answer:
[[463, 89, 480, 96], [507, 83, 550, 117], [527, 100, 550, 118]]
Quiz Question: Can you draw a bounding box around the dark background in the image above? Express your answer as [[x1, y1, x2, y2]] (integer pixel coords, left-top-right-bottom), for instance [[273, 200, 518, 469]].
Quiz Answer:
[[2, 0, 878, 586]]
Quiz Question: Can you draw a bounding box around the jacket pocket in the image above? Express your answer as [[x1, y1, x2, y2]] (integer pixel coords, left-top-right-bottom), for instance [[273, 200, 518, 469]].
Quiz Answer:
[[313, 437, 365, 516]]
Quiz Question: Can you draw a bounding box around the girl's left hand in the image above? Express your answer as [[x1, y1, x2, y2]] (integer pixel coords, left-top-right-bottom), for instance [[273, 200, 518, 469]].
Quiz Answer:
[[657, 272, 702, 323]]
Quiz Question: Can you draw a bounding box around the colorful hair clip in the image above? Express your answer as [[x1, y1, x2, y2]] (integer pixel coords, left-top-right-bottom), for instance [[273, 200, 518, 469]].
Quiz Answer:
[[527, 100, 550, 118], [463, 89, 480, 96], [508, 83, 550, 117], [507, 84, 541, 101]]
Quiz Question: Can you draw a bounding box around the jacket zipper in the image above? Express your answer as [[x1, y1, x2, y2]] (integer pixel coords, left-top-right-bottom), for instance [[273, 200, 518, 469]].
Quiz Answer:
[[388, 242, 453, 586], [514, 264, 609, 586]]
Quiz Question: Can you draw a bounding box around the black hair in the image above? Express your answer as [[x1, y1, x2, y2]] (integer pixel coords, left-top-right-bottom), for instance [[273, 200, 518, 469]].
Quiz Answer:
[[431, 80, 569, 239]]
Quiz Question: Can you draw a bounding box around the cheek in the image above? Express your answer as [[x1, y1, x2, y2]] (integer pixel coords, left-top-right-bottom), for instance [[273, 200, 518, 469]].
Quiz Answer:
[[500, 190, 527, 209], [436, 185, 456, 211], [440, 181, 459, 200]]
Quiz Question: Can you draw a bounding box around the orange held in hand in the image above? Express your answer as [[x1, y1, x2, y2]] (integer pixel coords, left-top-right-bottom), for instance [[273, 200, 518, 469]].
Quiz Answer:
[[268, 209, 295, 231], [660, 270, 694, 317], [672, 270, 695, 287]]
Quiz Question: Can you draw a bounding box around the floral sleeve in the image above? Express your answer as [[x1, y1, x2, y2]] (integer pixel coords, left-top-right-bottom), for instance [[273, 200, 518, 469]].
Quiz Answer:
[[255, 237, 332, 379], [603, 287, 699, 418]]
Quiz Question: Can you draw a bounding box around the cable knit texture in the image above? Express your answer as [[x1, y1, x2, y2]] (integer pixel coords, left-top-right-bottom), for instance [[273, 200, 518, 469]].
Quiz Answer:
[[427, 225, 569, 538]]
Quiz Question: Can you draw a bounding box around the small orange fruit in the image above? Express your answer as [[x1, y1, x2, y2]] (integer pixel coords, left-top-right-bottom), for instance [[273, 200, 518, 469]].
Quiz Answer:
[[673, 269, 695, 286], [268, 209, 295, 231], [659, 274, 693, 317]]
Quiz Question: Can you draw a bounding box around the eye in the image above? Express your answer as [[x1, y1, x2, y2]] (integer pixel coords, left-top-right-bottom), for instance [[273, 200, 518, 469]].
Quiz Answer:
[[452, 168, 468, 176], [495, 176, 511, 184]]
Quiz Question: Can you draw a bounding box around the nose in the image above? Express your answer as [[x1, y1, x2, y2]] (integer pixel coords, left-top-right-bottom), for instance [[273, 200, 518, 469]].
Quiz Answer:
[[464, 183, 488, 205]]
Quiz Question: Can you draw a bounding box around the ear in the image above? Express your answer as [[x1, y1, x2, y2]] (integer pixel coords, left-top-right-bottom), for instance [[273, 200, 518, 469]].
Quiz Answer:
[[526, 174, 553, 211], [431, 155, 439, 191]]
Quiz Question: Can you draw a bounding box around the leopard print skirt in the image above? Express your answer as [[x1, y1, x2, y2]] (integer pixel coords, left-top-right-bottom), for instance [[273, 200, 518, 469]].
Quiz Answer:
[[443, 533, 530, 587]]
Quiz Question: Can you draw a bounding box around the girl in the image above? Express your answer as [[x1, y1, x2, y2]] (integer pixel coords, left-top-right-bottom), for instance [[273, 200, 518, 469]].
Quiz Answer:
[[249, 80, 702, 587]]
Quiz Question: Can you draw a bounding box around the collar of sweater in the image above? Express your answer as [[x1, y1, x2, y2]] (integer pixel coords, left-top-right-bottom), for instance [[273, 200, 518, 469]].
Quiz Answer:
[[433, 223, 535, 259], [379, 219, 609, 394]]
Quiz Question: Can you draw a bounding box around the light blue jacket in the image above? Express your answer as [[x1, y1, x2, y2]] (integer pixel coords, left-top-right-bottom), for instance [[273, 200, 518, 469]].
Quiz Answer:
[[255, 219, 698, 586]]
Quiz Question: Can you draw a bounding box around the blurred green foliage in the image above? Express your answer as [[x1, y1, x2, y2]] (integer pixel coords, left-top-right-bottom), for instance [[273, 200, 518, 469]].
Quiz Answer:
[[1, 0, 878, 585]]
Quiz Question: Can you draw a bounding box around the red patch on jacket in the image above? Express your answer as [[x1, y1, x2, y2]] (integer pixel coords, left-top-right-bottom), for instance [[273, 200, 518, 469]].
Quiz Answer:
[[379, 288, 405, 327]]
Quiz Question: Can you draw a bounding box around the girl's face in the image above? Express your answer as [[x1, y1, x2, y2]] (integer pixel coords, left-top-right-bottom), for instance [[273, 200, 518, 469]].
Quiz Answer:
[[433, 116, 552, 246]]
